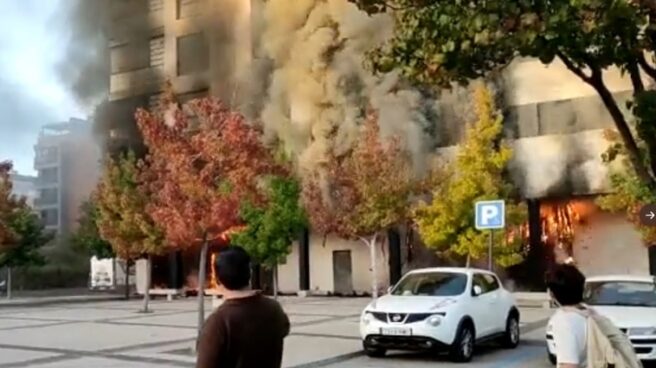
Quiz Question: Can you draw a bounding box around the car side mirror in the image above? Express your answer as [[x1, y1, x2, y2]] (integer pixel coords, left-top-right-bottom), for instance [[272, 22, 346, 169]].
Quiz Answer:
[[473, 285, 483, 296]]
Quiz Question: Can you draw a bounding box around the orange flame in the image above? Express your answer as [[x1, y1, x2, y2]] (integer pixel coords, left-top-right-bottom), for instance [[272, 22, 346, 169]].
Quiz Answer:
[[540, 202, 581, 246], [511, 200, 592, 256]]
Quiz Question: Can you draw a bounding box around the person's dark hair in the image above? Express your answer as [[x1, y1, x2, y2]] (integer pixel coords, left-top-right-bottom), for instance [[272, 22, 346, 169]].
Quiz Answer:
[[215, 246, 251, 291], [545, 264, 586, 306]]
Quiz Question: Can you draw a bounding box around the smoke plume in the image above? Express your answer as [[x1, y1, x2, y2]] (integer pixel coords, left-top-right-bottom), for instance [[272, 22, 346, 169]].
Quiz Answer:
[[250, 0, 440, 173], [55, 0, 111, 109]]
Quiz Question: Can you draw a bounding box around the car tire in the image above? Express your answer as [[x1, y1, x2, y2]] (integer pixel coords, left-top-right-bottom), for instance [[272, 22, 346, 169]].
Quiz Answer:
[[548, 352, 557, 365], [450, 322, 475, 363], [502, 313, 520, 349], [363, 343, 386, 358]]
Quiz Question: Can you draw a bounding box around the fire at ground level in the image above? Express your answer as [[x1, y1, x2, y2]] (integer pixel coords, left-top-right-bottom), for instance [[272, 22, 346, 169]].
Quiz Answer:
[[136, 195, 656, 296]]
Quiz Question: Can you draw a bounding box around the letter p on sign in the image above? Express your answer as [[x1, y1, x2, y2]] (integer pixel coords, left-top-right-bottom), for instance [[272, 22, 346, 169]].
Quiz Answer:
[[475, 200, 505, 230]]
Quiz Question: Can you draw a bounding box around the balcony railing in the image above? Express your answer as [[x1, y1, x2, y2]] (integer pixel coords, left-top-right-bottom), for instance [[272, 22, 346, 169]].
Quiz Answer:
[[34, 154, 59, 167]]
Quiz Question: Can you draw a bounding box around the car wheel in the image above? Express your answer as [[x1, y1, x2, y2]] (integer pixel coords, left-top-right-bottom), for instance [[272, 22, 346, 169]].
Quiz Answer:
[[502, 314, 520, 349], [363, 342, 386, 358], [548, 351, 557, 365], [450, 322, 475, 363]]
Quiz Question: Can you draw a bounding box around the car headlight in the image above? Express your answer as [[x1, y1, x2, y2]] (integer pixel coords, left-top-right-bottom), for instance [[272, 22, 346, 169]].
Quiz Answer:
[[362, 313, 373, 325], [426, 315, 443, 327], [629, 327, 656, 336]]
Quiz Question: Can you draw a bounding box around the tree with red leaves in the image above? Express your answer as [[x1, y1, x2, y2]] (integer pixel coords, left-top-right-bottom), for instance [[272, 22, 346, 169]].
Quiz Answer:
[[302, 114, 421, 298], [0, 161, 19, 251], [136, 92, 281, 335]]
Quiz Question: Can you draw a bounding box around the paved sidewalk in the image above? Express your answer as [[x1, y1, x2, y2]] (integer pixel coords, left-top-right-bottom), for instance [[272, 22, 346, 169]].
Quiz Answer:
[[0, 290, 552, 309], [0, 296, 554, 368]]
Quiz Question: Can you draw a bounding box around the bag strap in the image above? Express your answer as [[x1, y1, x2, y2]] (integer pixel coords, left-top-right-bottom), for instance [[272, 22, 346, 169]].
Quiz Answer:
[[561, 304, 592, 318]]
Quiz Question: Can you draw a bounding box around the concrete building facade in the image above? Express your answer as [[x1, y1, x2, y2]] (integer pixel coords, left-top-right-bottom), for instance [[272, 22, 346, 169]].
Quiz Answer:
[[118, 2, 653, 295], [277, 59, 653, 295], [33, 118, 100, 237], [105, 0, 255, 154]]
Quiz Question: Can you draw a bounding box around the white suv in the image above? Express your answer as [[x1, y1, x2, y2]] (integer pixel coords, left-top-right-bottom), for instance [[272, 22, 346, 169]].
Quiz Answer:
[[360, 267, 520, 362], [547, 275, 656, 364]]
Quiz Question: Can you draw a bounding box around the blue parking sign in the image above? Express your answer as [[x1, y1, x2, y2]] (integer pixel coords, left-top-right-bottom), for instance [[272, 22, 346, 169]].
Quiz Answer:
[[475, 200, 505, 230]]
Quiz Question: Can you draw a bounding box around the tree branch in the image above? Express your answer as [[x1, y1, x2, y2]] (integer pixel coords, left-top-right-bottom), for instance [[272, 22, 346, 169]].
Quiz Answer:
[[638, 54, 656, 81], [557, 51, 593, 84], [628, 61, 645, 94], [586, 69, 656, 187]]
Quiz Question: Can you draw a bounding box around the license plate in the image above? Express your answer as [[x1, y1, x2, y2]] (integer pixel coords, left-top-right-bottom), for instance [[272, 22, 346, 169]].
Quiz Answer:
[[381, 327, 412, 336]]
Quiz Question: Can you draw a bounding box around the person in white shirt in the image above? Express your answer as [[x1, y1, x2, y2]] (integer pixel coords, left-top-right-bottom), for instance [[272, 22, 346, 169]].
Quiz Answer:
[[546, 264, 588, 368]]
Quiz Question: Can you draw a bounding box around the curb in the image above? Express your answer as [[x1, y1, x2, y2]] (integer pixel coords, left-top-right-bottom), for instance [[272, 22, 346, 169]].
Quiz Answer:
[[0, 295, 123, 309]]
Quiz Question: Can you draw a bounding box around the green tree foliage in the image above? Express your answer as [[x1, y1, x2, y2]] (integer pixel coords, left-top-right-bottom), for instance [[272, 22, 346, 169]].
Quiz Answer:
[[597, 129, 656, 244], [232, 176, 307, 297], [71, 200, 114, 260], [0, 206, 51, 269], [350, 0, 656, 188], [414, 85, 526, 267]]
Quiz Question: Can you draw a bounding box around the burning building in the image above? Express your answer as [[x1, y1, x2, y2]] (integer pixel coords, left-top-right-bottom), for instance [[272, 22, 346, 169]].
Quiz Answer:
[[98, 0, 655, 296]]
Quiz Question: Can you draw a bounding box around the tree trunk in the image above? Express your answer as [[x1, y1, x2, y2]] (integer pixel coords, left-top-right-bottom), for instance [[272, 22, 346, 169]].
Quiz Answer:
[[124, 261, 131, 300], [589, 72, 656, 187], [197, 237, 209, 338], [558, 55, 655, 187], [141, 255, 152, 313], [6, 267, 11, 300], [273, 266, 279, 299], [112, 259, 117, 291], [465, 254, 471, 268], [363, 234, 380, 299]]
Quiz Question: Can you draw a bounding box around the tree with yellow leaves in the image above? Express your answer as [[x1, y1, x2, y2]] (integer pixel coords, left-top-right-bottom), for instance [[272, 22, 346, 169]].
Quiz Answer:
[[414, 84, 526, 267], [96, 151, 166, 312]]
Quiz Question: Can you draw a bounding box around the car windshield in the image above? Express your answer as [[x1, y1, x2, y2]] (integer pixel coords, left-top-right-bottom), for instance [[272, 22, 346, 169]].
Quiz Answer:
[[391, 272, 467, 297], [584, 281, 656, 307]]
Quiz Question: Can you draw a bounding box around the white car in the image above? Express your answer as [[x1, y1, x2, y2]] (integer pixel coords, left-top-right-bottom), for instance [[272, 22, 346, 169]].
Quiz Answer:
[[547, 275, 656, 364], [360, 267, 520, 362]]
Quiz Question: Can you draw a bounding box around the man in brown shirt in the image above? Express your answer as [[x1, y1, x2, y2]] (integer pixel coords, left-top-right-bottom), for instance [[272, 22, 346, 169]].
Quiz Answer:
[[197, 246, 290, 368]]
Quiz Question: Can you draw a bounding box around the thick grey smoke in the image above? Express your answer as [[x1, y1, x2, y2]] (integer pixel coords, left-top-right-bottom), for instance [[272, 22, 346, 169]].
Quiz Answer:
[[55, 0, 111, 109], [250, 0, 440, 173], [55, 0, 160, 155]]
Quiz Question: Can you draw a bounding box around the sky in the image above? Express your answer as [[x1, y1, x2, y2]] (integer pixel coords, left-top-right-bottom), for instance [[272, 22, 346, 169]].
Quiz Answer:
[[0, 0, 83, 175]]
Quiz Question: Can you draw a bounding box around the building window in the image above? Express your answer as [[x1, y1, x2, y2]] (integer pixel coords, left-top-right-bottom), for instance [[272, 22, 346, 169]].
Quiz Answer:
[[179, 89, 209, 120], [177, 33, 209, 76], [35, 147, 59, 165], [38, 168, 58, 184], [149, 0, 164, 12], [111, 41, 150, 74], [38, 188, 58, 205], [176, 0, 201, 19], [179, 89, 208, 104], [111, 0, 149, 20], [149, 36, 165, 69], [40, 209, 59, 227]]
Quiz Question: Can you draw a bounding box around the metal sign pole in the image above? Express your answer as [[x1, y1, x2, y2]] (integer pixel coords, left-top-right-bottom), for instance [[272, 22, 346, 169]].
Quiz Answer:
[[488, 230, 493, 271]]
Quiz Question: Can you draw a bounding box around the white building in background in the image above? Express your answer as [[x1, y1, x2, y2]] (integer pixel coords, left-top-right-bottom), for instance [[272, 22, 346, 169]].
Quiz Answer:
[[33, 118, 100, 237], [9, 172, 37, 206]]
